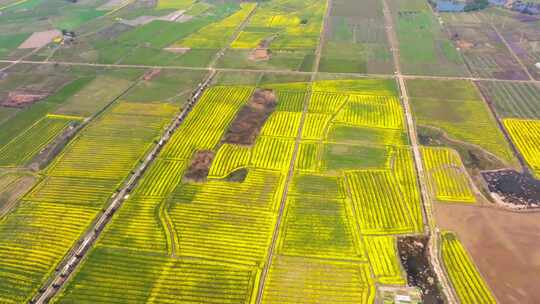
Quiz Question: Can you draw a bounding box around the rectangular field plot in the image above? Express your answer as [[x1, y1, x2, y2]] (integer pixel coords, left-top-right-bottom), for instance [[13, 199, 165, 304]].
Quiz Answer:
[[346, 170, 417, 235], [388, 0, 469, 76], [278, 196, 364, 260], [261, 255, 374, 304], [319, 0, 393, 74], [54, 246, 258, 304], [421, 147, 476, 203], [441, 232, 497, 304], [0, 201, 100, 303], [0, 114, 80, 167], [208, 144, 251, 178], [477, 81, 540, 119], [503, 119, 540, 178], [407, 79, 517, 166], [364, 236, 406, 285]]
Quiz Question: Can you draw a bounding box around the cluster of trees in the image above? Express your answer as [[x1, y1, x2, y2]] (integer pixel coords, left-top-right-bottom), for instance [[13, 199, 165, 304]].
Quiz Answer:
[[464, 0, 489, 11]]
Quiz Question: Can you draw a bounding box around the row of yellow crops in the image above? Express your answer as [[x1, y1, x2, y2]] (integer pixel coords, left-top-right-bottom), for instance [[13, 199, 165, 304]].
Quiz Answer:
[[208, 144, 251, 178], [55, 246, 259, 303], [176, 3, 257, 49], [364, 236, 406, 285], [261, 112, 302, 138], [162, 86, 254, 160], [262, 255, 375, 304], [503, 118, 540, 178], [421, 147, 476, 203], [0, 114, 81, 167], [441, 232, 497, 304], [0, 102, 179, 303]]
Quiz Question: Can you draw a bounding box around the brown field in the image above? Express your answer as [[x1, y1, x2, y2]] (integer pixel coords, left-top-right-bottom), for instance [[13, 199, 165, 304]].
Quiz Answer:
[[435, 203, 540, 303], [18, 30, 62, 49], [222, 89, 276, 145]]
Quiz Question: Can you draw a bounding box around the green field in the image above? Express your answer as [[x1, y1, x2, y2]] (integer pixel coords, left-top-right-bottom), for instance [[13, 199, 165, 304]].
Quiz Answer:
[[389, 0, 469, 76], [408, 79, 516, 166], [477, 81, 540, 119]]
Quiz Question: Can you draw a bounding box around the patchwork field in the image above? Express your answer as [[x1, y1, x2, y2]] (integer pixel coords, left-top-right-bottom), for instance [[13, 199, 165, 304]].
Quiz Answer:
[[407, 79, 517, 167], [388, 0, 469, 76], [319, 0, 393, 74], [218, 0, 325, 71]]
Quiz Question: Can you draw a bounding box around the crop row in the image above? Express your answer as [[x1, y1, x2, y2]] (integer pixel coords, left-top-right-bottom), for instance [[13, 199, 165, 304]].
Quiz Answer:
[[364, 236, 406, 285], [308, 91, 348, 114], [479, 81, 540, 119], [25, 176, 116, 205], [252, 136, 295, 171], [301, 113, 332, 140], [421, 147, 476, 203], [503, 119, 540, 178], [279, 195, 364, 259], [163, 86, 254, 160], [441, 232, 496, 304], [134, 158, 187, 197], [55, 246, 258, 303], [0, 201, 100, 303], [261, 111, 302, 138], [275, 90, 306, 112], [346, 170, 416, 235], [0, 115, 80, 167], [295, 141, 320, 172], [176, 3, 257, 49], [168, 169, 284, 266], [209, 144, 251, 178], [335, 95, 404, 129], [261, 255, 374, 304]]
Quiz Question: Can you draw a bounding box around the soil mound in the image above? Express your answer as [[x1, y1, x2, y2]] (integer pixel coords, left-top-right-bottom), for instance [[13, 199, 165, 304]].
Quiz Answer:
[[222, 89, 276, 145], [398, 236, 444, 304], [482, 169, 540, 208], [184, 150, 215, 182], [1, 91, 48, 108]]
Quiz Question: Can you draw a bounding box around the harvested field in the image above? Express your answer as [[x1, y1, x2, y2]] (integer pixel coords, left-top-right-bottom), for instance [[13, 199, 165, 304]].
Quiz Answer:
[[183, 150, 214, 182], [1, 90, 48, 108], [434, 203, 540, 303], [482, 169, 540, 208], [222, 88, 276, 145], [18, 30, 61, 49], [397, 236, 444, 304]]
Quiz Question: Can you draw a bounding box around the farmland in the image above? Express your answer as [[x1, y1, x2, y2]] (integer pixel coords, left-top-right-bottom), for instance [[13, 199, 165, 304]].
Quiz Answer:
[[1, 0, 536, 302], [441, 232, 497, 303], [387, 0, 469, 76], [421, 147, 476, 203]]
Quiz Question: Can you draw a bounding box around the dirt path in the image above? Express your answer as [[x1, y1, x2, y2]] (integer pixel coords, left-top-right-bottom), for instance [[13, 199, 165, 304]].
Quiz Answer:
[[254, 1, 332, 302], [435, 203, 540, 303], [380, 0, 458, 302]]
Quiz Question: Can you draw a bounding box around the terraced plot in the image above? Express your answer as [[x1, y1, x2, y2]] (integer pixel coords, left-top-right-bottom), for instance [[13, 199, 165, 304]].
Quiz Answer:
[[421, 147, 476, 203], [442, 232, 497, 304], [503, 119, 540, 178]]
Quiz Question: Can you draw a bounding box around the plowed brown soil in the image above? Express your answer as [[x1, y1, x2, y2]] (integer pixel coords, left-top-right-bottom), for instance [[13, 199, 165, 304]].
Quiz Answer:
[[434, 203, 540, 303]]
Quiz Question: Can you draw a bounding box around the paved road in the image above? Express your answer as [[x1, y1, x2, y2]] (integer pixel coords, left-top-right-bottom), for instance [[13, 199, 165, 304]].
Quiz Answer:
[[380, 0, 459, 303], [32, 69, 217, 304], [255, 0, 332, 302], [1, 59, 539, 84]]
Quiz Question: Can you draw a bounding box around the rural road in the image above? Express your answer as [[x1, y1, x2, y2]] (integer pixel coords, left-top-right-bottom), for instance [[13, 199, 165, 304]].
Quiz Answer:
[[1, 59, 538, 84], [380, 0, 459, 303], [32, 69, 217, 304]]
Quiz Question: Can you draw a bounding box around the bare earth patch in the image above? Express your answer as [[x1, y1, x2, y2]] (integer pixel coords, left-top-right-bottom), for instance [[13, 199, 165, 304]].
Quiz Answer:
[[222, 89, 276, 145], [434, 203, 540, 303], [1, 90, 49, 108], [184, 150, 215, 182], [18, 30, 62, 49]]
